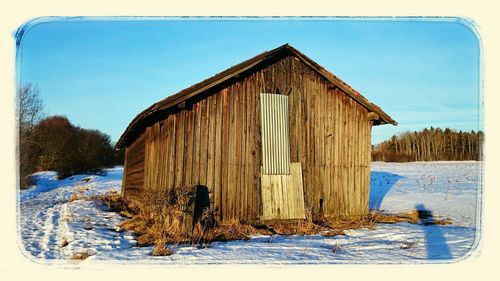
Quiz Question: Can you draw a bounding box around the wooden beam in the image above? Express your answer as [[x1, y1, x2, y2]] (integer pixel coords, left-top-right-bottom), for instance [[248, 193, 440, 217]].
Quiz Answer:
[[177, 101, 186, 109], [367, 112, 379, 121]]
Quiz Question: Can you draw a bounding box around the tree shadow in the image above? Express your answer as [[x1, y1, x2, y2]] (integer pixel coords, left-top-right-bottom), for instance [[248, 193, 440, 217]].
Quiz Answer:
[[415, 203, 452, 260], [369, 172, 404, 210]]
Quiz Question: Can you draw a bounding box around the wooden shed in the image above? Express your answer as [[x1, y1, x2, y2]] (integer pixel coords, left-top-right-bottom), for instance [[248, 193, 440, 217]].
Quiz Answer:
[[116, 44, 396, 223]]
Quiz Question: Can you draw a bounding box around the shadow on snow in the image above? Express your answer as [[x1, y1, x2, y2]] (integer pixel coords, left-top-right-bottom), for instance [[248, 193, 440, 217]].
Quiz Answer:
[[369, 171, 404, 210], [415, 203, 453, 260]]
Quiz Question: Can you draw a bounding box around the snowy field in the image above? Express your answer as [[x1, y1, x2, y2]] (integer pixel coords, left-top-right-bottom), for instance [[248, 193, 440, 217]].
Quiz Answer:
[[18, 162, 482, 265]]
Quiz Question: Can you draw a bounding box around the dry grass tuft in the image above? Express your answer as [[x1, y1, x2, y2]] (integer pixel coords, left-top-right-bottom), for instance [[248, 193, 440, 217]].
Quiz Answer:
[[152, 239, 173, 256], [267, 223, 322, 236], [255, 209, 330, 236], [194, 221, 260, 243], [323, 229, 345, 237], [59, 238, 69, 248], [323, 216, 376, 231], [370, 210, 452, 226], [69, 184, 90, 202], [70, 250, 94, 260], [95, 190, 141, 214], [97, 189, 452, 256], [69, 193, 82, 202], [370, 210, 420, 224], [103, 188, 263, 250], [432, 218, 452, 225], [264, 220, 327, 236], [112, 187, 199, 247]]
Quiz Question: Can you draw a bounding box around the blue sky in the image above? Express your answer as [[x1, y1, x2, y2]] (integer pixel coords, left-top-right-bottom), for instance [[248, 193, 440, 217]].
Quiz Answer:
[[16, 17, 482, 144]]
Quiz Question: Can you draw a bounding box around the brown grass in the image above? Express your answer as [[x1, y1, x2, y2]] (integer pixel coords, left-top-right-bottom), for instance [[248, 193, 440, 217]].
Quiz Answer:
[[98, 187, 200, 255], [193, 220, 260, 243], [258, 209, 330, 236], [433, 218, 452, 225], [69, 184, 91, 202], [98, 188, 266, 254], [69, 193, 82, 202], [370, 210, 452, 226], [323, 230, 345, 237], [96, 189, 452, 256], [370, 210, 420, 224], [70, 250, 94, 260], [152, 239, 173, 256], [59, 238, 69, 248], [96, 190, 141, 217], [323, 216, 376, 231]]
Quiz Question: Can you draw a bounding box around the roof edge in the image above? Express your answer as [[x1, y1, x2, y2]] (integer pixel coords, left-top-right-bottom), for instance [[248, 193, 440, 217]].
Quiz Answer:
[[116, 44, 396, 150]]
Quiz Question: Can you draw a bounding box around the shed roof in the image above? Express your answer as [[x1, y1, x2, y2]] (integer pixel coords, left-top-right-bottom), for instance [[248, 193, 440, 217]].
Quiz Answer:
[[116, 44, 396, 150]]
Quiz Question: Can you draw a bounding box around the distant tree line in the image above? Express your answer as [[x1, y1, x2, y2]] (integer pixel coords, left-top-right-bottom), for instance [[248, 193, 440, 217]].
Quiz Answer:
[[18, 84, 123, 188], [371, 127, 484, 162]]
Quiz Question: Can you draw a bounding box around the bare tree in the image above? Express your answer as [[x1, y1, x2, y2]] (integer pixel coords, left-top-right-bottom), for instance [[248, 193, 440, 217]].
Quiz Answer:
[[17, 83, 44, 136], [372, 127, 484, 162], [17, 83, 45, 188]]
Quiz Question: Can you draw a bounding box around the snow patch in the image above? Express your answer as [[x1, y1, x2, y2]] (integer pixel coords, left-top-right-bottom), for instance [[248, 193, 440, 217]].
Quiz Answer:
[[18, 162, 481, 264]]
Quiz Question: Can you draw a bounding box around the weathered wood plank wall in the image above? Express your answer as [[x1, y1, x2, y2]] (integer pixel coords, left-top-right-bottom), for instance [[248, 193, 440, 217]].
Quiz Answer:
[[286, 57, 372, 218], [124, 54, 372, 221], [122, 131, 146, 198]]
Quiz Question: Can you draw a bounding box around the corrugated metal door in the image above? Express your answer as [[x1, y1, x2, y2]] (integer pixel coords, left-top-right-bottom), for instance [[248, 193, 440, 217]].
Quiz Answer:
[[260, 93, 291, 174]]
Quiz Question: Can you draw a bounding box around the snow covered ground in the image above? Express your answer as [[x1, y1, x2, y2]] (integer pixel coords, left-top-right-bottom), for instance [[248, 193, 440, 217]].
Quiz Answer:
[[18, 162, 482, 265]]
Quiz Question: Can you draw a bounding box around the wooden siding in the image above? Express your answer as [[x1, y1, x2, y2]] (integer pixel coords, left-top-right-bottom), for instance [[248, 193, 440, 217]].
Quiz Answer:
[[124, 54, 372, 221], [286, 57, 371, 218], [122, 131, 146, 198]]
